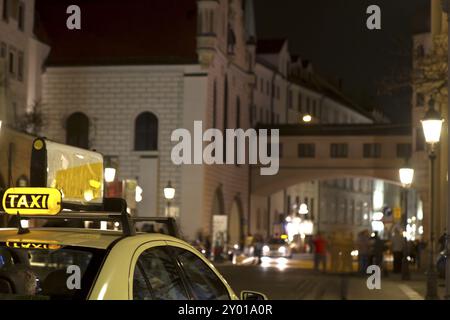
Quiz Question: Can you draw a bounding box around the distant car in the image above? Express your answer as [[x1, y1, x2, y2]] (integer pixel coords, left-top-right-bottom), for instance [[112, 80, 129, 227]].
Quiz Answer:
[[262, 238, 292, 258]]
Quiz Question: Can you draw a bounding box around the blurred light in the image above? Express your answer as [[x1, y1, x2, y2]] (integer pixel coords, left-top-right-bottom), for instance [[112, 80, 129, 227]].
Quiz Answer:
[[20, 220, 29, 229], [363, 214, 369, 220], [371, 232, 376, 237], [280, 234, 288, 240], [299, 220, 314, 235], [100, 221, 107, 230], [164, 181, 175, 200], [135, 185, 143, 203], [418, 226, 424, 235], [399, 167, 414, 186], [371, 221, 384, 232], [262, 245, 270, 253], [285, 216, 292, 222], [83, 189, 94, 202], [421, 117, 443, 144], [302, 114, 312, 123], [372, 212, 384, 221], [233, 244, 239, 250], [298, 203, 309, 215], [278, 246, 286, 254], [407, 218, 412, 224], [104, 168, 116, 183], [351, 250, 359, 257]]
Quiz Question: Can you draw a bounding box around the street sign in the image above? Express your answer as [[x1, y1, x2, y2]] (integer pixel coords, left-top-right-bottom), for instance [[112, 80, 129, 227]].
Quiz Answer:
[[2, 187, 62, 215]]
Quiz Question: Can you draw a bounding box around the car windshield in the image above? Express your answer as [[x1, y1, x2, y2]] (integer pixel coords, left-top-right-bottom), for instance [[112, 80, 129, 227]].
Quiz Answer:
[[268, 239, 286, 245], [0, 245, 105, 300]]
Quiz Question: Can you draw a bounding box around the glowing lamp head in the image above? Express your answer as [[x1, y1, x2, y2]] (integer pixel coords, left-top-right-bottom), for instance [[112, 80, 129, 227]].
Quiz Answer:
[[302, 114, 312, 123], [399, 167, 414, 187], [104, 167, 116, 183], [164, 181, 175, 200], [421, 98, 443, 145], [298, 203, 309, 215]]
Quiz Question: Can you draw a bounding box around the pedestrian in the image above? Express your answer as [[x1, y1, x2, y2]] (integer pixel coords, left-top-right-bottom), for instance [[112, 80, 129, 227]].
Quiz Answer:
[[313, 232, 327, 272], [370, 232, 386, 267], [391, 229, 404, 273], [204, 235, 212, 259], [356, 229, 370, 274], [253, 234, 264, 265]]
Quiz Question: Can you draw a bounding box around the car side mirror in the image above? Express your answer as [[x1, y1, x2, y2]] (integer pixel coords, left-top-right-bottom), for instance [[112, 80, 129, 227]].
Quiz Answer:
[[240, 290, 268, 300]]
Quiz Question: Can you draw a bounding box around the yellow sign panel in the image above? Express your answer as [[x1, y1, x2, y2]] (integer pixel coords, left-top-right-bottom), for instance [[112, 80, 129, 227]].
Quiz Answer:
[[393, 207, 402, 220], [2, 187, 62, 215]]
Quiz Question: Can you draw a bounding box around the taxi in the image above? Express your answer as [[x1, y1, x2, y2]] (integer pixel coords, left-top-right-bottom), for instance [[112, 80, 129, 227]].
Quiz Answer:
[[0, 138, 267, 301]]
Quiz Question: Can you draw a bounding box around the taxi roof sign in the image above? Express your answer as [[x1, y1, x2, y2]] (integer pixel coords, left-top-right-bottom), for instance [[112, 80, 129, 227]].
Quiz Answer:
[[1, 187, 62, 215]]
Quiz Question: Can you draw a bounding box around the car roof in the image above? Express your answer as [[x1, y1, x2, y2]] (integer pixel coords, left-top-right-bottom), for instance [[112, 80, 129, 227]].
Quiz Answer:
[[0, 228, 179, 250]]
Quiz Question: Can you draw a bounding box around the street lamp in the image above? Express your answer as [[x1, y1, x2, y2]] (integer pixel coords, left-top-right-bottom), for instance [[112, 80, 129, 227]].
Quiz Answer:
[[399, 163, 414, 280], [104, 167, 116, 183], [421, 97, 443, 300], [164, 181, 175, 216]]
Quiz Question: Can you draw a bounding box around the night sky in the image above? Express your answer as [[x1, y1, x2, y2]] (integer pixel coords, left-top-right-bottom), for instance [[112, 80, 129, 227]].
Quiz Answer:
[[255, 0, 430, 123]]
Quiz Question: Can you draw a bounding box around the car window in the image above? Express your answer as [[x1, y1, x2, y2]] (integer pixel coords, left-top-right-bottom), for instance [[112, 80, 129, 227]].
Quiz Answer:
[[132, 246, 188, 300], [174, 247, 230, 300], [0, 246, 105, 300]]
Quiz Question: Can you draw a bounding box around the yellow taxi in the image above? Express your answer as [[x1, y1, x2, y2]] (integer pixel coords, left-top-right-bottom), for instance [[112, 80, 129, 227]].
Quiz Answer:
[[0, 138, 266, 301], [0, 189, 270, 300]]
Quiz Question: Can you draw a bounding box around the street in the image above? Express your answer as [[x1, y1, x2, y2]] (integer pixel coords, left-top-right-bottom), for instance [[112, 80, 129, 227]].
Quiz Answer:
[[217, 256, 445, 300]]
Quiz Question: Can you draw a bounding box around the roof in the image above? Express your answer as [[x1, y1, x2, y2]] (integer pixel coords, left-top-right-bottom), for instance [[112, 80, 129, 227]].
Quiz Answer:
[[0, 228, 122, 249], [256, 38, 286, 54], [34, 0, 198, 66], [0, 228, 178, 249], [288, 73, 376, 121]]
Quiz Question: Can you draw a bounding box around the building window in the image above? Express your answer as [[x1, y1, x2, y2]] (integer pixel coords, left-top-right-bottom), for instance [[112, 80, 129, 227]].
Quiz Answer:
[[288, 90, 293, 109], [276, 86, 280, 100], [66, 112, 89, 149], [17, 51, 23, 81], [134, 112, 158, 151], [236, 97, 240, 128], [363, 143, 381, 158], [415, 128, 425, 151], [396, 143, 412, 159], [8, 49, 14, 76], [18, 2, 24, 31], [330, 143, 348, 158], [0, 42, 6, 58], [212, 80, 217, 128], [3, 0, 8, 21], [416, 93, 424, 107], [298, 143, 315, 158], [266, 81, 270, 95], [306, 97, 311, 114], [298, 93, 302, 112]]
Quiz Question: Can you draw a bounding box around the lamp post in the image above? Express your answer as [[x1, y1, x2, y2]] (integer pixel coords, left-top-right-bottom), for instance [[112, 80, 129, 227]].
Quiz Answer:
[[421, 97, 444, 300], [163, 181, 175, 216], [399, 165, 414, 280]]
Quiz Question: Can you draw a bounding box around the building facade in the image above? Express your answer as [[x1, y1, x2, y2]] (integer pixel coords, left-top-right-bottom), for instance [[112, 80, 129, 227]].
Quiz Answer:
[[36, 0, 256, 244]]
